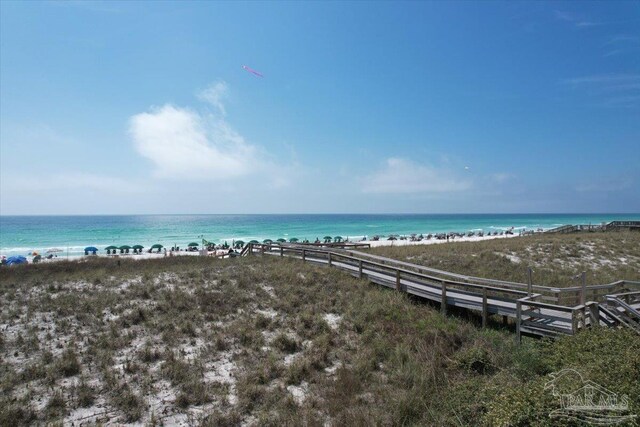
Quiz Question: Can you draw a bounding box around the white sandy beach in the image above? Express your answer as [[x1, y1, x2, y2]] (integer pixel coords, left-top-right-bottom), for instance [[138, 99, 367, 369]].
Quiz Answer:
[[8, 233, 523, 265]]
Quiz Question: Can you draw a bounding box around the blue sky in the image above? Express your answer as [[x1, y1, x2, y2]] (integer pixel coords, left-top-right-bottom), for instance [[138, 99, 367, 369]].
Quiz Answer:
[[1, 1, 638, 214]]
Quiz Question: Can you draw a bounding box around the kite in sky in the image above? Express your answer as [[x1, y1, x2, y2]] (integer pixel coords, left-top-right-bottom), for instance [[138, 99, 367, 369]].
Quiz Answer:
[[242, 65, 263, 77]]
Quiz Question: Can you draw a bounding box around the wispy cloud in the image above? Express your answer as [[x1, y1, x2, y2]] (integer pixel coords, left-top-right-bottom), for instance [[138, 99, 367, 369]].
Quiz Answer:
[[603, 34, 640, 57], [563, 74, 640, 107], [47, 0, 120, 13], [362, 158, 472, 194], [564, 74, 640, 87], [490, 173, 514, 184], [554, 10, 601, 28], [576, 176, 634, 193], [197, 81, 228, 116], [17, 173, 147, 194]]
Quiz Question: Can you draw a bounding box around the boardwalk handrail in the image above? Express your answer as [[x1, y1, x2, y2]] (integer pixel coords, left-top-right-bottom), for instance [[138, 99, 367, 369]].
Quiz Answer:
[[546, 220, 640, 233], [246, 242, 640, 339]]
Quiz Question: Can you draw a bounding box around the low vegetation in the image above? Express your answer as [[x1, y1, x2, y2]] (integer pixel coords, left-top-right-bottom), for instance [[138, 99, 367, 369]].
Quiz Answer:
[[1, 235, 639, 425], [368, 231, 640, 287]]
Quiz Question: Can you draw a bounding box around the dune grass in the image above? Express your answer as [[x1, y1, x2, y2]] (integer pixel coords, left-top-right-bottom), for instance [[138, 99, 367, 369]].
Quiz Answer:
[[1, 247, 638, 425], [366, 231, 640, 287]]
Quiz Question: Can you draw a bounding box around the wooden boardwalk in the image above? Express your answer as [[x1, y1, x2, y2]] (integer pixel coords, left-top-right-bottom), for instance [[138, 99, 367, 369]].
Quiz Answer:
[[545, 220, 640, 233], [246, 243, 640, 341]]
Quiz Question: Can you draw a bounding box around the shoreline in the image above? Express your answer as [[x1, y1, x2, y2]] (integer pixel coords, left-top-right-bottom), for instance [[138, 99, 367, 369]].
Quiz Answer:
[[3, 233, 521, 264]]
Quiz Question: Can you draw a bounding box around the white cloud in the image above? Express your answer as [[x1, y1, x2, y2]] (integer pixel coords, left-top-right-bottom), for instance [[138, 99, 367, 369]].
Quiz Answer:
[[129, 104, 259, 179], [362, 158, 472, 194], [197, 81, 228, 115]]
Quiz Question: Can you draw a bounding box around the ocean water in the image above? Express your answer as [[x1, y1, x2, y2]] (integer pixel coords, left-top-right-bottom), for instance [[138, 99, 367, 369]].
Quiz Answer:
[[1, 214, 639, 257]]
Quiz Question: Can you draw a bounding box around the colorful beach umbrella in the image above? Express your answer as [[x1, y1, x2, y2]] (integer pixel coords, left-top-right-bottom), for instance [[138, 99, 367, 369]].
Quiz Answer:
[[6, 256, 27, 265], [84, 247, 98, 252]]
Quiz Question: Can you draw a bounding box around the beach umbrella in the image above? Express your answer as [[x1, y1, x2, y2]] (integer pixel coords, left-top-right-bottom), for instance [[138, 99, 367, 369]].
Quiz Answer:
[[105, 245, 118, 250], [119, 245, 132, 250], [276, 238, 287, 243], [85, 246, 98, 252], [289, 238, 299, 243], [234, 240, 245, 249], [334, 236, 343, 242], [248, 240, 260, 244], [46, 248, 63, 253], [150, 244, 163, 249], [132, 245, 144, 250], [263, 239, 273, 244], [188, 242, 199, 247], [6, 256, 27, 265], [323, 236, 332, 243]]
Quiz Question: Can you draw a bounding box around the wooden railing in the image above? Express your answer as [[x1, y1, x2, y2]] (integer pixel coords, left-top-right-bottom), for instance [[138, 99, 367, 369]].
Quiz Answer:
[[244, 242, 640, 339], [546, 220, 640, 234], [606, 220, 640, 230]]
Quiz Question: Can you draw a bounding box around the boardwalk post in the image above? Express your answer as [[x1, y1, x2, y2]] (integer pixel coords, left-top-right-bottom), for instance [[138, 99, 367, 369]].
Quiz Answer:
[[441, 281, 447, 315], [588, 303, 599, 327], [516, 301, 522, 344], [580, 271, 587, 305], [302, 250, 306, 262], [527, 268, 533, 297], [328, 252, 332, 267], [358, 260, 363, 279], [482, 287, 488, 328], [395, 270, 401, 292], [280, 246, 283, 257]]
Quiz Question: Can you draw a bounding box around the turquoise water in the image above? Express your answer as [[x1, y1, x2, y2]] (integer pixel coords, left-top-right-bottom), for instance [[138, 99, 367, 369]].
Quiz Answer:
[[1, 214, 639, 257]]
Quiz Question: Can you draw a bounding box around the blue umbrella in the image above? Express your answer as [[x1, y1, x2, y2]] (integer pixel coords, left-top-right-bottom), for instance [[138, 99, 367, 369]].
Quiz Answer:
[[84, 246, 98, 252], [6, 256, 27, 265]]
